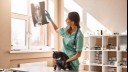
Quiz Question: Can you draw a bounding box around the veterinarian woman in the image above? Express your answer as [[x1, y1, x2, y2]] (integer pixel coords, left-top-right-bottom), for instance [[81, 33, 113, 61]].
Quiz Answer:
[[45, 11, 83, 71]]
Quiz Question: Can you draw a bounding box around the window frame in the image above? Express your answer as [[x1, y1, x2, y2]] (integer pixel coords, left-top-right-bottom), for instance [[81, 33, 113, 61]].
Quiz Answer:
[[11, 13, 29, 50], [11, 0, 50, 51]]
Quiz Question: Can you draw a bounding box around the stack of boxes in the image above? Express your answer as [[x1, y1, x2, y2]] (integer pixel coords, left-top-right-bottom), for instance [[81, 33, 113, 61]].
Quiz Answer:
[[108, 67, 117, 72], [95, 51, 102, 64], [119, 57, 127, 66], [94, 46, 101, 50], [107, 57, 117, 65]]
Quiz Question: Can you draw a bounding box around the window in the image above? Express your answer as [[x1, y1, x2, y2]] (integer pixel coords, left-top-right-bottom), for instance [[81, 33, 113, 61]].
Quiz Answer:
[[11, 0, 52, 50], [47, 0, 55, 48], [11, 18, 26, 47]]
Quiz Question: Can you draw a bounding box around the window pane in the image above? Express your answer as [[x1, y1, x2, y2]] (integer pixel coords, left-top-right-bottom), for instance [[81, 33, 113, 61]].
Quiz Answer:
[[11, 18, 26, 46], [31, 24, 44, 46], [11, 0, 28, 15], [48, 0, 54, 19], [51, 32, 54, 48]]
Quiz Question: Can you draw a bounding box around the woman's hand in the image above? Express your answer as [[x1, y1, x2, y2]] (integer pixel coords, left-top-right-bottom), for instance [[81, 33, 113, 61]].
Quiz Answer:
[[45, 10, 58, 32], [45, 10, 52, 21], [66, 52, 81, 63]]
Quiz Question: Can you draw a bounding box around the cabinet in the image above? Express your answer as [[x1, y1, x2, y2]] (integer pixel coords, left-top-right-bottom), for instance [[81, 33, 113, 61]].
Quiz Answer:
[[79, 35, 127, 72]]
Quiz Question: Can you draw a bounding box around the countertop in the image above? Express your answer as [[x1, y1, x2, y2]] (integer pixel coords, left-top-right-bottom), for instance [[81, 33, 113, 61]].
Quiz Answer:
[[1, 67, 90, 72]]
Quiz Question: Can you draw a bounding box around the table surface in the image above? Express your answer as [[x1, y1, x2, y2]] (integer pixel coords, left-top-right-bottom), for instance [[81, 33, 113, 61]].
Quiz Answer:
[[3, 67, 92, 72]]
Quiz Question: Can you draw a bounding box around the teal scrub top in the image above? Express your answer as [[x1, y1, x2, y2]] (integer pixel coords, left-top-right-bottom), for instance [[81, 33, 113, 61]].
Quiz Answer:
[[58, 26, 84, 68]]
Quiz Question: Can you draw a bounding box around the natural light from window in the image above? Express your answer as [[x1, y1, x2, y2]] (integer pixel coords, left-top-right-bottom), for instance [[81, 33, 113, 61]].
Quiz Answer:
[[11, 0, 28, 15], [87, 12, 112, 35], [30, 0, 41, 4], [48, 0, 55, 48], [11, 18, 26, 47], [11, 0, 51, 51], [64, 0, 83, 27]]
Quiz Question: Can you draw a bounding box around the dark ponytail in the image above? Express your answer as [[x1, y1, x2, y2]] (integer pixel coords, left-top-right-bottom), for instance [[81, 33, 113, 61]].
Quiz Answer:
[[68, 12, 80, 28]]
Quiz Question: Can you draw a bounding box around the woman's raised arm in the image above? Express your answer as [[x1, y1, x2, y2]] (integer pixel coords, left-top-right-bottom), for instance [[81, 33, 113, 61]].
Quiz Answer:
[[45, 10, 58, 32]]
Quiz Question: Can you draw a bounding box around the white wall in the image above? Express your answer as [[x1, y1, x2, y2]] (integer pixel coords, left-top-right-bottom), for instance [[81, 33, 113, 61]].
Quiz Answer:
[[63, 0, 127, 34]]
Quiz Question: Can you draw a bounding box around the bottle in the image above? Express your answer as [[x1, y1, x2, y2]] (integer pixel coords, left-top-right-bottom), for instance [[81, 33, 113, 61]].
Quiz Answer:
[[97, 30, 99, 35], [101, 30, 103, 35]]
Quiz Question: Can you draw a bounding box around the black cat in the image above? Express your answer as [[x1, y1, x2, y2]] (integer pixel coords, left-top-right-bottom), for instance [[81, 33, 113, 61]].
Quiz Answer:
[[53, 51, 72, 70]]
